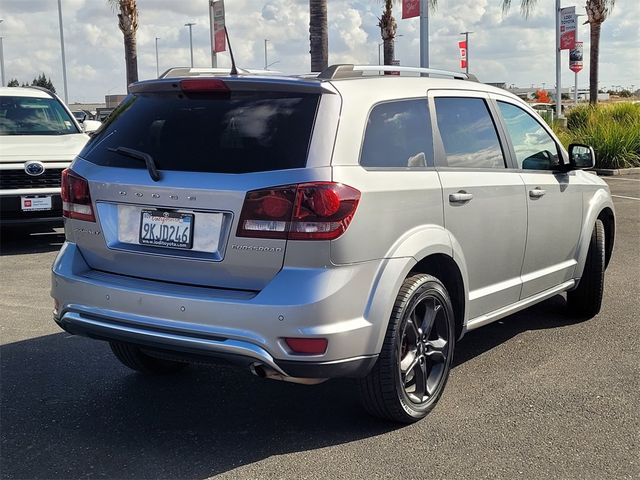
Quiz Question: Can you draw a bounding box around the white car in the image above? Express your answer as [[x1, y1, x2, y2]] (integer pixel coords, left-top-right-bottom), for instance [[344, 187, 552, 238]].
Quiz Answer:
[[0, 87, 98, 225]]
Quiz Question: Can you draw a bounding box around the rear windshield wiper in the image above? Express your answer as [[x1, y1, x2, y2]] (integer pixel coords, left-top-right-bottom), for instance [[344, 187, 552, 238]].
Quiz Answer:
[[108, 146, 161, 182]]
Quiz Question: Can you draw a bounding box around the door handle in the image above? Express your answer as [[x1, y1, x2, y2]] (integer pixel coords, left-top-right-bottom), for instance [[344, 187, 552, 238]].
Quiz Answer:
[[529, 188, 547, 199], [449, 192, 474, 203]]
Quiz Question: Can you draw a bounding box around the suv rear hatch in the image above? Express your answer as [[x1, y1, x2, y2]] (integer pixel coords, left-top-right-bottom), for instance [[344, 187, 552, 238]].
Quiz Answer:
[[67, 77, 340, 291]]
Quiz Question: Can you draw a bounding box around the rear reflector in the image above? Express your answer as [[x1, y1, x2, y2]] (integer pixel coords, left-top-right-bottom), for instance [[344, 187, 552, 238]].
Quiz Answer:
[[180, 78, 229, 93], [237, 182, 360, 241], [61, 168, 95, 222], [285, 338, 328, 355]]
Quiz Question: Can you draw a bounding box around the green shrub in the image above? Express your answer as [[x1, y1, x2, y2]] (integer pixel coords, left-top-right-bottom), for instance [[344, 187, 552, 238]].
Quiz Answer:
[[555, 102, 640, 169]]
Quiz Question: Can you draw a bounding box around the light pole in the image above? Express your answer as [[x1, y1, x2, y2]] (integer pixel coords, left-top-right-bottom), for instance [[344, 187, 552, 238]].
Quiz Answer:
[[0, 20, 5, 87], [459, 31, 473, 74], [155, 37, 160, 78], [57, 0, 69, 103], [378, 42, 383, 65], [185, 22, 196, 68], [264, 39, 268, 70], [419, 0, 429, 68]]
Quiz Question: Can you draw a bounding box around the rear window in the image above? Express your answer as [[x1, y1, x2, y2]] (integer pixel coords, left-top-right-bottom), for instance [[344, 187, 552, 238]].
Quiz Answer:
[[81, 91, 320, 174], [0, 95, 79, 136]]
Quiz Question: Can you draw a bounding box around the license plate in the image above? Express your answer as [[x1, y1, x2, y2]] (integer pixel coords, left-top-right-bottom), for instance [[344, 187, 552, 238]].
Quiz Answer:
[[139, 210, 194, 249], [21, 195, 52, 211]]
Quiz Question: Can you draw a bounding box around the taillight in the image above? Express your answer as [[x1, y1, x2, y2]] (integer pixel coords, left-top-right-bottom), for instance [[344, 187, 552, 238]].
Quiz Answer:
[[237, 182, 360, 241], [61, 169, 95, 222]]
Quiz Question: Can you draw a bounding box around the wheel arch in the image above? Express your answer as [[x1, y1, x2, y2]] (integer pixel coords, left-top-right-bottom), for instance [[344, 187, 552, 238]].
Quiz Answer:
[[575, 191, 615, 279], [598, 207, 615, 269], [409, 254, 466, 341]]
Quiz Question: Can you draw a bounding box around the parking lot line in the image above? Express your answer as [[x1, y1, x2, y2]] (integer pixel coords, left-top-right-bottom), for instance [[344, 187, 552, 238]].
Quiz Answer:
[[604, 177, 640, 182], [611, 195, 640, 201]]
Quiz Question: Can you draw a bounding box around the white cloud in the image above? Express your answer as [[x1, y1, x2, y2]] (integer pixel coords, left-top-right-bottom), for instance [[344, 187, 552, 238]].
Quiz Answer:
[[0, 0, 637, 102]]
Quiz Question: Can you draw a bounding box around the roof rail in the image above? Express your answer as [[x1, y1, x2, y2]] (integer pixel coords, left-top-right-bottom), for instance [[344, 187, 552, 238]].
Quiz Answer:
[[318, 64, 469, 80], [24, 85, 56, 97], [159, 66, 281, 79]]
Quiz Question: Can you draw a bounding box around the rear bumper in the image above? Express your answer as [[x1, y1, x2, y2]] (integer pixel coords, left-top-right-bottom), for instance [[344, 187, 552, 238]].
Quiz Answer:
[[51, 242, 395, 378]]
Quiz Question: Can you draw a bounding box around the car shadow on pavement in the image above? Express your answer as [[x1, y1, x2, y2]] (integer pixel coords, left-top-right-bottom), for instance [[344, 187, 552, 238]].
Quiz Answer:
[[0, 225, 65, 256], [0, 294, 579, 479]]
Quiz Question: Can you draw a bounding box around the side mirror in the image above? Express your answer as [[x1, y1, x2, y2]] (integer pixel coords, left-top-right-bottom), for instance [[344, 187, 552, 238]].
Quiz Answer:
[[568, 143, 595, 170], [82, 119, 102, 134]]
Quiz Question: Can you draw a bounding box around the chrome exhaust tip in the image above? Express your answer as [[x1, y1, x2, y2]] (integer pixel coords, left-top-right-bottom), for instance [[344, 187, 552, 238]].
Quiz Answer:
[[250, 363, 327, 385]]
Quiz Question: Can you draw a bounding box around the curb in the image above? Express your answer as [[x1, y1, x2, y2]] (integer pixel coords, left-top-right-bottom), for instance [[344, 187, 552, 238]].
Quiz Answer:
[[593, 167, 640, 176]]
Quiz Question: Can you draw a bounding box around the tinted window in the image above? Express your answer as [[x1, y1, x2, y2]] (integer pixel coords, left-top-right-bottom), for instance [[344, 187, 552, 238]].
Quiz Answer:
[[0, 95, 79, 136], [82, 92, 319, 174], [434, 97, 505, 169], [360, 99, 433, 168], [498, 101, 560, 170]]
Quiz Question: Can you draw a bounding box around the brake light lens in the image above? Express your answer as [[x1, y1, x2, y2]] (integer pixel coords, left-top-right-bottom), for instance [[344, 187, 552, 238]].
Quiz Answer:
[[61, 169, 95, 222], [237, 182, 360, 240], [180, 78, 229, 93], [285, 338, 328, 355]]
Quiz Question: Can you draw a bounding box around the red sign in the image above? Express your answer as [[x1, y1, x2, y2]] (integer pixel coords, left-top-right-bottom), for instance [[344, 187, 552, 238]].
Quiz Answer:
[[560, 7, 576, 50], [210, 0, 226, 53], [458, 40, 467, 69], [402, 0, 420, 19], [569, 41, 583, 73]]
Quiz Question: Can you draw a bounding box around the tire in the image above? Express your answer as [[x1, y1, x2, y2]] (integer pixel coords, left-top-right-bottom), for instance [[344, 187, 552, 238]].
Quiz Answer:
[[567, 219, 606, 318], [109, 342, 188, 375], [359, 274, 456, 423]]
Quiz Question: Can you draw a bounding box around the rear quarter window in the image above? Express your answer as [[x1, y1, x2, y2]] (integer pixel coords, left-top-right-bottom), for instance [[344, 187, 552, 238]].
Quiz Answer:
[[81, 91, 320, 174], [360, 99, 433, 168]]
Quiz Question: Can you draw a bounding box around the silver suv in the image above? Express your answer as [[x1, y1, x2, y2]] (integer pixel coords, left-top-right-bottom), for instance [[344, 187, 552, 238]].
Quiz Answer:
[[51, 65, 615, 423]]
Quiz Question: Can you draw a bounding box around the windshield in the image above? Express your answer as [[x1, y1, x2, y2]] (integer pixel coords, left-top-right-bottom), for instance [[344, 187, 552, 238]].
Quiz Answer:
[[0, 95, 80, 136], [81, 91, 320, 174]]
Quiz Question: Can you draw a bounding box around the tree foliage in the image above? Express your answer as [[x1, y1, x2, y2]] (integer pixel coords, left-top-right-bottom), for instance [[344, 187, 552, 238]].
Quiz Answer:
[[31, 73, 56, 93], [7, 79, 19, 87]]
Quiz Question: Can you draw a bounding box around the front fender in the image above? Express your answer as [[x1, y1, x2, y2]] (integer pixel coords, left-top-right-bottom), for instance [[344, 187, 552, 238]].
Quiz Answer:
[[574, 188, 615, 281]]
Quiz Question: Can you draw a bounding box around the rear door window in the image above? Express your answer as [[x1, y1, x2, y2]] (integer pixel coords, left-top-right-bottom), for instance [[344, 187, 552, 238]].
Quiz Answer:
[[360, 99, 433, 168], [81, 91, 320, 174], [434, 97, 506, 169]]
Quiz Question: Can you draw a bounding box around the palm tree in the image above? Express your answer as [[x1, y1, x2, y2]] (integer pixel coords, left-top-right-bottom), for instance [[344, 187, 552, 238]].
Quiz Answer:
[[502, 0, 615, 104], [309, 0, 328, 72], [379, 0, 397, 65], [109, 0, 139, 88], [585, 0, 615, 104]]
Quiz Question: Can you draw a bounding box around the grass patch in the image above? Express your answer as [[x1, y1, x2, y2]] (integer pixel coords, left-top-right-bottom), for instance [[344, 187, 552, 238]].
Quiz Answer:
[[553, 102, 640, 169]]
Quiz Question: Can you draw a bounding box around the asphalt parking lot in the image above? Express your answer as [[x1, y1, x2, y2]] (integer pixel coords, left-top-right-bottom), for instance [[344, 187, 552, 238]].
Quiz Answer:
[[1, 175, 638, 480]]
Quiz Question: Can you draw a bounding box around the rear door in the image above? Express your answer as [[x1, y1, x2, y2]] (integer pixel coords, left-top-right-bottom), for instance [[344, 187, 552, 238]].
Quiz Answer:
[[492, 96, 583, 298], [430, 91, 527, 319], [68, 81, 334, 291]]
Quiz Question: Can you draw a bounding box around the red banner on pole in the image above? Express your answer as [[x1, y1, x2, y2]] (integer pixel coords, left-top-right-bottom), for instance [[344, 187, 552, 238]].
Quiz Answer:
[[402, 0, 420, 19], [211, 0, 226, 53], [458, 40, 467, 69], [569, 41, 583, 73], [560, 6, 576, 50]]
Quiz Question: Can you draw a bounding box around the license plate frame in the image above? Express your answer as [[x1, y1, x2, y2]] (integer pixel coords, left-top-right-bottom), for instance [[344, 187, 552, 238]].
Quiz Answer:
[[21, 195, 52, 212], [139, 209, 194, 249]]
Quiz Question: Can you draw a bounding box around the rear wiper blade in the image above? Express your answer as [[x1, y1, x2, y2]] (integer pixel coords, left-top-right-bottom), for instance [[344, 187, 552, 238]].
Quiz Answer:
[[108, 146, 161, 182]]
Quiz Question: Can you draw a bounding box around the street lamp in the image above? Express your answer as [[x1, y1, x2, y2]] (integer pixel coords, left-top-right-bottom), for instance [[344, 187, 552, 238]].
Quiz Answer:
[[57, 0, 69, 103], [0, 19, 5, 87], [155, 37, 160, 78], [184, 22, 196, 68]]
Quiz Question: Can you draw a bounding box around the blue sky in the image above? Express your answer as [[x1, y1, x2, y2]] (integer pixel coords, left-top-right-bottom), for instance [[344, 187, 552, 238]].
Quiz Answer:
[[1, 0, 638, 102]]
